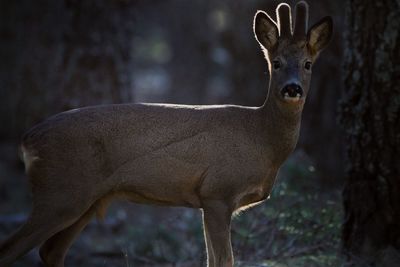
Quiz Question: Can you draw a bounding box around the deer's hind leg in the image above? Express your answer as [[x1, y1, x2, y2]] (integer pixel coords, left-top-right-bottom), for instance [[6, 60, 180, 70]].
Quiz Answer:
[[39, 203, 98, 267], [0, 173, 96, 266], [0, 199, 92, 267]]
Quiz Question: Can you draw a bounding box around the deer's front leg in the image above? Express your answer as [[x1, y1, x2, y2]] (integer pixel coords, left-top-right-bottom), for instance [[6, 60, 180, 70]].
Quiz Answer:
[[202, 200, 234, 267], [203, 217, 215, 266]]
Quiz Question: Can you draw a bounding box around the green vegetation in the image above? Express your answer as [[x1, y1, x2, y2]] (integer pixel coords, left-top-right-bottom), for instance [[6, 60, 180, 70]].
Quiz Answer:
[[233, 161, 343, 267]]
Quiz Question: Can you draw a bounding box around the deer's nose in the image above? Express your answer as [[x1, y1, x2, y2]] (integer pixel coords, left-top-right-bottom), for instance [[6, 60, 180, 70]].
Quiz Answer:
[[281, 83, 303, 98]]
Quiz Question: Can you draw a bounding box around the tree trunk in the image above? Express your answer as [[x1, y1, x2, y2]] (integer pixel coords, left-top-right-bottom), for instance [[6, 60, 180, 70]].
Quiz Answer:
[[339, 0, 400, 265], [0, 0, 136, 139]]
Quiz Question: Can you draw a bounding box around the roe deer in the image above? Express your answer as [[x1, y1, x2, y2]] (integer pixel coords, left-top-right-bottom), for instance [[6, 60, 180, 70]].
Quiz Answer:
[[0, 1, 332, 266]]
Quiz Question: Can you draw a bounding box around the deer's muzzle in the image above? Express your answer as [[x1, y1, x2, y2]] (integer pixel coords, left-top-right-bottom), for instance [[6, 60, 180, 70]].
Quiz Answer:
[[281, 83, 303, 101]]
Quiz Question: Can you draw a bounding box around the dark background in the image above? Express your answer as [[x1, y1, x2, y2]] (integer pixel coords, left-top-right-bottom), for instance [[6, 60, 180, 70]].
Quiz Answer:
[[0, 0, 363, 266]]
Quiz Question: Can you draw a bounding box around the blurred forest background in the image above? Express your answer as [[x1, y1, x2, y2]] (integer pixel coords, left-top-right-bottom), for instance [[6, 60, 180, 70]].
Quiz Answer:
[[0, 0, 398, 266]]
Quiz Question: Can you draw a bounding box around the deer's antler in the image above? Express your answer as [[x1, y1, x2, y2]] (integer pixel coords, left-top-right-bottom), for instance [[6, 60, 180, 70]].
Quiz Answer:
[[293, 1, 309, 40], [276, 3, 292, 38]]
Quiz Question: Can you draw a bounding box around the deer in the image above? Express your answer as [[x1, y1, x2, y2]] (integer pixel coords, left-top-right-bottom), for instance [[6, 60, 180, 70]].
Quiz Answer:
[[0, 1, 332, 266]]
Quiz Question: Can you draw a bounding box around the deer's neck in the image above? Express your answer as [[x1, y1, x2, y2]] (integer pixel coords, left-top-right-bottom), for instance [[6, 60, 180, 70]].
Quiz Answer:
[[260, 88, 304, 163]]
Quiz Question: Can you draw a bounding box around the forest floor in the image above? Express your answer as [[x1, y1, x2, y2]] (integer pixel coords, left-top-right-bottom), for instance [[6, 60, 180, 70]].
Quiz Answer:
[[0, 141, 343, 267]]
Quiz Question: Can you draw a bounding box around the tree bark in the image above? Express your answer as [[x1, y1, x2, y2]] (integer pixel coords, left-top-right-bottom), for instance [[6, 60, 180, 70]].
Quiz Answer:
[[339, 0, 400, 265], [0, 0, 136, 139]]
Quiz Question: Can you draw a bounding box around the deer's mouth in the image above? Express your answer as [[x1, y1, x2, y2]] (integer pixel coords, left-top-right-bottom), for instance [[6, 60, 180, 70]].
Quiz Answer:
[[280, 84, 304, 102]]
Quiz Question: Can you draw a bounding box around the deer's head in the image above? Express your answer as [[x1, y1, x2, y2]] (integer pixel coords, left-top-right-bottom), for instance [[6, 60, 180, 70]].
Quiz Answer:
[[254, 1, 332, 107]]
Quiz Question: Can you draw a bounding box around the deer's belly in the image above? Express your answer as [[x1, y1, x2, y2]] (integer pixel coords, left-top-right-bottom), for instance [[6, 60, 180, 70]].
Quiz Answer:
[[121, 190, 202, 208], [112, 152, 208, 208]]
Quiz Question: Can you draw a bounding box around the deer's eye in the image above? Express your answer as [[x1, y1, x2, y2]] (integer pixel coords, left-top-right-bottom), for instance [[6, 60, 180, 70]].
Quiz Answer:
[[304, 61, 312, 70], [272, 60, 281, 70]]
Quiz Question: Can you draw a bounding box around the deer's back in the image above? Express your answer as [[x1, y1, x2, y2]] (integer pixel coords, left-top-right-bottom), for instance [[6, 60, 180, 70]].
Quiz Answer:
[[21, 103, 260, 175]]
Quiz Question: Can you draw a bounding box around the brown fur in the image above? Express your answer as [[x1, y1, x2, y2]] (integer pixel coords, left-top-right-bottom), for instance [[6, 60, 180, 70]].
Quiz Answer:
[[0, 2, 332, 267]]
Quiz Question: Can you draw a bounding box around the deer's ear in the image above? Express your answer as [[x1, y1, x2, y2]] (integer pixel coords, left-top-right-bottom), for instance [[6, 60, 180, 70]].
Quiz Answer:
[[307, 16, 333, 54], [253, 11, 279, 51]]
